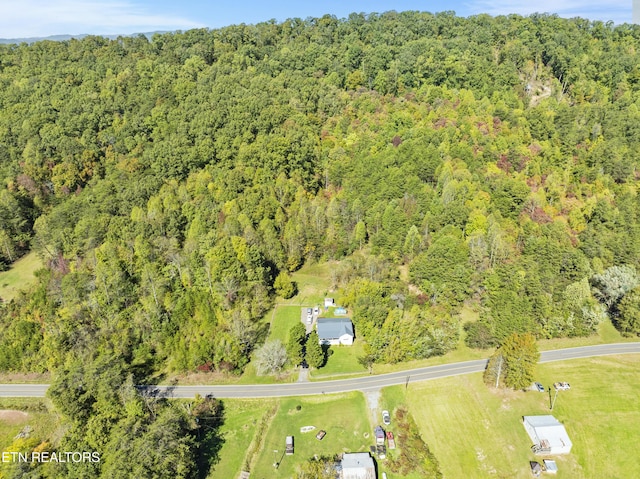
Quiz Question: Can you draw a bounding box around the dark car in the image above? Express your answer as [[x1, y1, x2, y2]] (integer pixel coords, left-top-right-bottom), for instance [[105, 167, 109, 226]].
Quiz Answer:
[[316, 430, 326, 440], [534, 382, 545, 392]]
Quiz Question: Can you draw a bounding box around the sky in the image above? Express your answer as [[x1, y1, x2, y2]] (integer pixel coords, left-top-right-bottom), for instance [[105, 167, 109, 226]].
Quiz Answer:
[[0, 0, 633, 39]]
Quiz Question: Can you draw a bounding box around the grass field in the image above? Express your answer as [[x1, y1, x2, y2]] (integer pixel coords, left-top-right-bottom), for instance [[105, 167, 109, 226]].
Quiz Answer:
[[250, 392, 371, 478], [311, 341, 367, 378], [208, 399, 277, 478], [0, 252, 42, 301], [381, 354, 640, 479], [288, 262, 334, 306], [267, 305, 305, 344], [0, 398, 58, 462]]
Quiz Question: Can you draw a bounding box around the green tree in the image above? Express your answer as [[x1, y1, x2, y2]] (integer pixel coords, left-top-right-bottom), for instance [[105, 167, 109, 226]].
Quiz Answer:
[[616, 286, 640, 336], [499, 333, 539, 390], [305, 331, 325, 368], [274, 271, 297, 299], [286, 322, 307, 366]]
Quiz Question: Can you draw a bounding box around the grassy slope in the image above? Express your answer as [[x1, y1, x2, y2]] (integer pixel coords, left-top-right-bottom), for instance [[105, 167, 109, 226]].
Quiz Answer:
[[381, 354, 640, 479], [0, 252, 42, 301]]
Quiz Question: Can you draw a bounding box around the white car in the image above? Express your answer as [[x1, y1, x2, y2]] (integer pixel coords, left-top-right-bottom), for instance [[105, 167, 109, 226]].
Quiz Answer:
[[313, 306, 319, 316], [382, 410, 391, 425], [553, 382, 571, 390]]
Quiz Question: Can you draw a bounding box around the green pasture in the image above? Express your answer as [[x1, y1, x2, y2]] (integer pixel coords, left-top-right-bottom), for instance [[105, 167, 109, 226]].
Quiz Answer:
[[266, 305, 304, 344], [251, 392, 371, 478], [0, 252, 42, 301], [381, 354, 640, 479], [208, 399, 277, 479]]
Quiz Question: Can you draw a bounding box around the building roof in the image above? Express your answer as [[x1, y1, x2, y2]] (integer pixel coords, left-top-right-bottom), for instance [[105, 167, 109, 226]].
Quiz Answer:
[[524, 415, 562, 428], [342, 453, 374, 469], [317, 318, 353, 340], [342, 452, 376, 479], [523, 416, 572, 453]]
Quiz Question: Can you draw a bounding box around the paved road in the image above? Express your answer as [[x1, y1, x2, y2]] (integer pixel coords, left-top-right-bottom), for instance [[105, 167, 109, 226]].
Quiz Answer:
[[1, 342, 638, 399]]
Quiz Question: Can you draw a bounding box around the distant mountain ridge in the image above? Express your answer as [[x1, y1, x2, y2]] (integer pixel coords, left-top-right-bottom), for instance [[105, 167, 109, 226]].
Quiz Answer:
[[0, 31, 168, 44]]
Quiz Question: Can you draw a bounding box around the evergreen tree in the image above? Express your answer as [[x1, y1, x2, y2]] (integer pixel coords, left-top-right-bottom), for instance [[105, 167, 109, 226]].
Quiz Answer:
[[305, 331, 325, 369], [500, 333, 540, 390], [286, 322, 307, 366], [616, 286, 640, 336]]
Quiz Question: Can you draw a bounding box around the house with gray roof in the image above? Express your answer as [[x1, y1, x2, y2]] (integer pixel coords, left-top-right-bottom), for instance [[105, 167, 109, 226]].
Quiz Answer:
[[316, 318, 354, 346]]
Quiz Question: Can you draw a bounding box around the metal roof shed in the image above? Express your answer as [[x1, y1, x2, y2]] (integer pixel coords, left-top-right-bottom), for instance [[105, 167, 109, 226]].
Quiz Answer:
[[342, 453, 376, 479], [522, 415, 573, 455]]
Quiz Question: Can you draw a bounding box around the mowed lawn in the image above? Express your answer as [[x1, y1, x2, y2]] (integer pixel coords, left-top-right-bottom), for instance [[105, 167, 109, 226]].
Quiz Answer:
[[267, 305, 305, 344], [209, 399, 277, 479], [0, 252, 42, 301], [251, 392, 371, 478], [382, 354, 640, 479], [311, 341, 367, 378]]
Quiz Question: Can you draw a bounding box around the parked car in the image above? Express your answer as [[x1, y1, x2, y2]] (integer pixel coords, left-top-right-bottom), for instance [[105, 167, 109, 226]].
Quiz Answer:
[[285, 435, 294, 455], [313, 306, 319, 316], [316, 430, 326, 440], [534, 382, 545, 392], [306, 308, 313, 323], [382, 410, 391, 425], [553, 382, 571, 390]]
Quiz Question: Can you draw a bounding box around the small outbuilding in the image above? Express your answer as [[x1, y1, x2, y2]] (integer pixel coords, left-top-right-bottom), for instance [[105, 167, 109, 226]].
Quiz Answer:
[[324, 297, 335, 308], [543, 459, 558, 474], [341, 452, 376, 479], [522, 415, 572, 455], [317, 318, 354, 346]]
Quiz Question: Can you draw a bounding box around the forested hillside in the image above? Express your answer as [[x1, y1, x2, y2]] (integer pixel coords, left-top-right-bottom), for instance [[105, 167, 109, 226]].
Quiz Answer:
[[0, 11, 639, 476]]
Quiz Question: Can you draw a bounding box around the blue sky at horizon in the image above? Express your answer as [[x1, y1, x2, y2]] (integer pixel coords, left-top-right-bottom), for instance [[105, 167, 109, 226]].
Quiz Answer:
[[0, 0, 632, 39]]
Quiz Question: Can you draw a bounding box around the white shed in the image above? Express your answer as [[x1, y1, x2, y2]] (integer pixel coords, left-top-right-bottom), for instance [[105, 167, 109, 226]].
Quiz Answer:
[[522, 415, 572, 455], [342, 452, 375, 479]]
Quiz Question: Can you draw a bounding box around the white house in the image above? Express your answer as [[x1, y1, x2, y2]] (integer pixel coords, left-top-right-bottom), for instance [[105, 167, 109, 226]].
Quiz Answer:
[[522, 415, 572, 455], [341, 452, 375, 479], [316, 318, 354, 346]]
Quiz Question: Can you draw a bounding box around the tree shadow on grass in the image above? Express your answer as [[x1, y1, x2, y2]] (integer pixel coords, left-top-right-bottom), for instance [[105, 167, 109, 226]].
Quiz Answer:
[[194, 395, 226, 479]]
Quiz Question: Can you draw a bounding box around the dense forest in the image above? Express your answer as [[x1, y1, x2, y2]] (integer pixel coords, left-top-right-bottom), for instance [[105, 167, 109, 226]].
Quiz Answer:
[[0, 11, 640, 477]]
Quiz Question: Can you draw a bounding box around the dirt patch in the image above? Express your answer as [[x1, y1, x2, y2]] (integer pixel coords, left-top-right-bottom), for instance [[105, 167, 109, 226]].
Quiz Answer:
[[363, 389, 381, 424], [0, 372, 50, 383], [0, 409, 29, 424]]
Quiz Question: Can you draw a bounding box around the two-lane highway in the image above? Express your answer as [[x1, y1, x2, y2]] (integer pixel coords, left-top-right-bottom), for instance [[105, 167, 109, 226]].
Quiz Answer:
[[1, 342, 638, 398]]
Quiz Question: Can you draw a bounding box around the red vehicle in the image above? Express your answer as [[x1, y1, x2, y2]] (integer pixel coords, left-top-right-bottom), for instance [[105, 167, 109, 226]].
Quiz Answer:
[[386, 431, 396, 449]]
